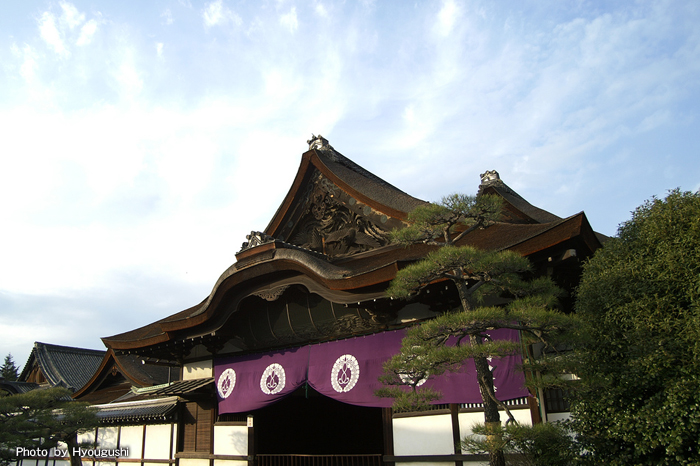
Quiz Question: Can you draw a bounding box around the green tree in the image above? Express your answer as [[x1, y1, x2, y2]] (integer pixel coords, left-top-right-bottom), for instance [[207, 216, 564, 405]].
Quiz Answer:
[[0, 355, 19, 381], [462, 422, 582, 466], [378, 194, 577, 466], [0, 386, 100, 466], [571, 189, 700, 465]]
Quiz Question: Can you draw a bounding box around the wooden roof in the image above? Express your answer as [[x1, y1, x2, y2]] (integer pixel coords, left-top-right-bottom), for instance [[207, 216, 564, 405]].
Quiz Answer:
[[19, 342, 105, 392], [72, 348, 172, 403], [102, 140, 604, 356]]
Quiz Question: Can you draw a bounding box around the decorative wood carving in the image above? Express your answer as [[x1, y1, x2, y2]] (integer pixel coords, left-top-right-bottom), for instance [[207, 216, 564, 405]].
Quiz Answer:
[[239, 231, 275, 253], [290, 172, 389, 257], [252, 285, 290, 302]]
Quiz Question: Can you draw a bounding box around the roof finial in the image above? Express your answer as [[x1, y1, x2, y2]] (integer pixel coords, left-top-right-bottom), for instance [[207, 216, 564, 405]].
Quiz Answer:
[[480, 170, 500, 184], [307, 134, 331, 151]]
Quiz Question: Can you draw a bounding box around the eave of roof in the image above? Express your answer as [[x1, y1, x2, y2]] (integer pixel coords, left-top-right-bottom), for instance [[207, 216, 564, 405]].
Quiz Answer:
[[480, 180, 562, 224], [101, 213, 599, 352], [72, 349, 171, 400], [93, 396, 179, 423], [0, 380, 39, 394]]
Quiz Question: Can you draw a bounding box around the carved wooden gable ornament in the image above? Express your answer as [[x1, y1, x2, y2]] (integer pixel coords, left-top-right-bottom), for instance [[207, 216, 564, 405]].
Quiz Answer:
[[287, 169, 391, 256], [252, 135, 409, 258]]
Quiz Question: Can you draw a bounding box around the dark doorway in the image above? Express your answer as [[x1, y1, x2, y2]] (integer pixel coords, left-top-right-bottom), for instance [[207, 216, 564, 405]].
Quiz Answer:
[[253, 385, 383, 455]]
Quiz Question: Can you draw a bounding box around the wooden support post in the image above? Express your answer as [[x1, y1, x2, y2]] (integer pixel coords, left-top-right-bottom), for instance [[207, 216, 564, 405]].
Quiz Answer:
[[450, 404, 463, 466]]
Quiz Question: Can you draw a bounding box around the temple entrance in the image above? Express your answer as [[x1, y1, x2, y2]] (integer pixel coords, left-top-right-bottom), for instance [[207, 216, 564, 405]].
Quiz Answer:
[[253, 385, 384, 455]]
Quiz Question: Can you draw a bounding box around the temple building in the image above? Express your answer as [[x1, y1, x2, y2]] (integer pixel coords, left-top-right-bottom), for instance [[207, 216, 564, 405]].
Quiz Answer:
[[15, 136, 605, 466]]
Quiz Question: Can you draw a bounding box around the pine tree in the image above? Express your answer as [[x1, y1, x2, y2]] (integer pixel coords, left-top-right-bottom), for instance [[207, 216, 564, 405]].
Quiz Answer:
[[0, 354, 19, 381], [0, 386, 100, 466], [377, 194, 577, 466]]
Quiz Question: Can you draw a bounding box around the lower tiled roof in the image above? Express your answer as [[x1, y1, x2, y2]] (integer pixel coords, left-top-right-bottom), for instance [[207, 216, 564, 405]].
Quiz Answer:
[[94, 396, 178, 423]]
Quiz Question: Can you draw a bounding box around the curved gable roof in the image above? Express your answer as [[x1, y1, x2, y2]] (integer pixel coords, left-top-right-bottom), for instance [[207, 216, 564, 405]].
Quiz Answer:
[[19, 342, 105, 392], [101, 140, 605, 355], [265, 146, 427, 240], [72, 349, 171, 401]]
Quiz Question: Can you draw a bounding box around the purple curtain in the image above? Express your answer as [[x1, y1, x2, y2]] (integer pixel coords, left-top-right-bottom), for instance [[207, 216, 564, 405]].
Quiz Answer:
[[215, 329, 529, 414], [215, 346, 309, 414]]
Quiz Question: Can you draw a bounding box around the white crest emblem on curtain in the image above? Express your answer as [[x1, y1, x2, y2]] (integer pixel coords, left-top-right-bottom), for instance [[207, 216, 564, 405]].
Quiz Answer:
[[217, 368, 236, 399], [260, 363, 286, 395], [331, 354, 360, 393]]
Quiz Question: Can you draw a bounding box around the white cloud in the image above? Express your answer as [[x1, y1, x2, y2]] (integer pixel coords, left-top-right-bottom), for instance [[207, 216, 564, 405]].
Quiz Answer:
[[37, 3, 98, 54], [115, 62, 143, 97], [77, 19, 98, 46], [1, 0, 700, 381], [60, 1, 85, 29], [280, 7, 298, 33], [16, 45, 38, 82], [436, 0, 458, 36], [203, 0, 242, 28], [314, 2, 329, 19], [162, 8, 174, 25], [39, 12, 66, 55]]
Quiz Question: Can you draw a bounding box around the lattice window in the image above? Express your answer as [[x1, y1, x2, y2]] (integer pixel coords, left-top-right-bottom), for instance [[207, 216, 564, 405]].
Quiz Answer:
[[180, 401, 213, 452], [543, 388, 570, 413]]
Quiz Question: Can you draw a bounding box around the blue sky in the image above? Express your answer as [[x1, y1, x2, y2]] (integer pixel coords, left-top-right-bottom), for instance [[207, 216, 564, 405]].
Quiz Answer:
[[1, 0, 699, 371]]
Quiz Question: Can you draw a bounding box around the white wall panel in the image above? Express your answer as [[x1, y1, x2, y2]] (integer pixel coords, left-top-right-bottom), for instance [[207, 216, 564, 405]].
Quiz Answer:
[[458, 408, 532, 439], [78, 430, 95, 445], [118, 425, 144, 459], [97, 427, 119, 449], [213, 460, 248, 466], [183, 360, 212, 380], [393, 414, 454, 456], [547, 412, 571, 423], [179, 459, 210, 466], [213, 426, 247, 455], [144, 424, 172, 460]]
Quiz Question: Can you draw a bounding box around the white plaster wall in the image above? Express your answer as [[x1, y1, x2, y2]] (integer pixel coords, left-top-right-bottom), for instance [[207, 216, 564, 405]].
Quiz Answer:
[[144, 424, 172, 460], [547, 412, 571, 423], [78, 429, 95, 446], [458, 408, 532, 439], [214, 426, 248, 455], [179, 459, 210, 466], [119, 425, 144, 459], [393, 414, 454, 456], [183, 360, 213, 380], [54, 461, 69, 466], [97, 427, 119, 449], [96, 462, 116, 466], [214, 461, 248, 466], [20, 461, 37, 466]]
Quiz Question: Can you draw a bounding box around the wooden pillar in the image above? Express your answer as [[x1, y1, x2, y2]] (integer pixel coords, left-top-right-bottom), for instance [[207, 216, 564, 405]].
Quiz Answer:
[[450, 404, 463, 466], [382, 408, 394, 466], [247, 415, 255, 466]]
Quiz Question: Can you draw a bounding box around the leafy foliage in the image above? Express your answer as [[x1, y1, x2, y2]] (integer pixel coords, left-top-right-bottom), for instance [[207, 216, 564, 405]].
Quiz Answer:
[[390, 193, 503, 246], [0, 387, 99, 466], [386, 247, 534, 301], [0, 355, 19, 381], [571, 189, 700, 465], [462, 422, 583, 466]]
